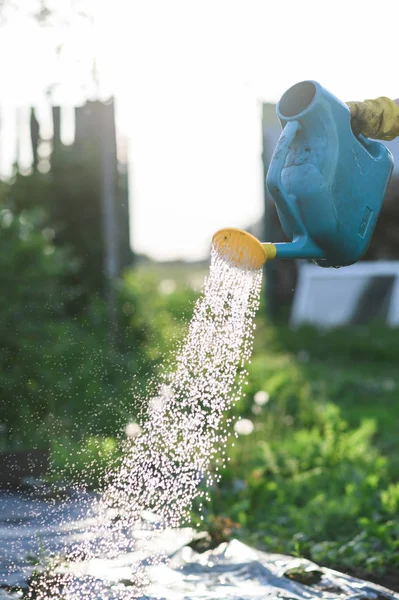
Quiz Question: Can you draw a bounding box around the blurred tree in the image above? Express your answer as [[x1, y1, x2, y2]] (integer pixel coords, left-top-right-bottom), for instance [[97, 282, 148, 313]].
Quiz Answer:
[[11, 99, 132, 315], [30, 108, 40, 171], [50, 126, 105, 301], [10, 143, 105, 309]]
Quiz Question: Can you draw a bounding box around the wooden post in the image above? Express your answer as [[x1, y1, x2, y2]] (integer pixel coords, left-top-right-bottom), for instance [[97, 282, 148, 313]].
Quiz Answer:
[[99, 100, 120, 337]]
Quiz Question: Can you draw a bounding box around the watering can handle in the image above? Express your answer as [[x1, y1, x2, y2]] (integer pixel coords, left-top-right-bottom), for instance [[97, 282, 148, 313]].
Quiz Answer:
[[266, 120, 306, 237]]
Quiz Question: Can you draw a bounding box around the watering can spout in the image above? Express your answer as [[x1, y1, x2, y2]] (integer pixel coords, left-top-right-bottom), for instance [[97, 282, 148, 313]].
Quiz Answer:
[[212, 228, 276, 270], [212, 228, 326, 270], [213, 80, 394, 270]]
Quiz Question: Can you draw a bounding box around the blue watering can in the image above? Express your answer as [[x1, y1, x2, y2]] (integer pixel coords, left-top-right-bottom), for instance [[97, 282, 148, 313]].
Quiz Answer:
[[213, 80, 394, 269]]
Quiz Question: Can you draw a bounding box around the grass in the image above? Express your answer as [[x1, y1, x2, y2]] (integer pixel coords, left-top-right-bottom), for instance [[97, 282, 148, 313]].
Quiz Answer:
[[191, 318, 399, 590], [253, 320, 399, 475]]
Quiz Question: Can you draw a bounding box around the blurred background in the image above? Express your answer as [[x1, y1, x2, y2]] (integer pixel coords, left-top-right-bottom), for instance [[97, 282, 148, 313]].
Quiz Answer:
[[1, 0, 399, 590]]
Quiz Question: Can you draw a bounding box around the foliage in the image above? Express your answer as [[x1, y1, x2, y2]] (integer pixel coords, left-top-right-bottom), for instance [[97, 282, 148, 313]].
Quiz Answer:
[[0, 193, 198, 448], [190, 318, 399, 581], [0, 199, 78, 437], [119, 268, 197, 363], [50, 435, 122, 489], [189, 515, 242, 553], [44, 271, 198, 485]]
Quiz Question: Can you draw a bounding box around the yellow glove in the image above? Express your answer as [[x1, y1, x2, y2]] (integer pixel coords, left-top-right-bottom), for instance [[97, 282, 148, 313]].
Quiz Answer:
[[346, 97, 399, 141]]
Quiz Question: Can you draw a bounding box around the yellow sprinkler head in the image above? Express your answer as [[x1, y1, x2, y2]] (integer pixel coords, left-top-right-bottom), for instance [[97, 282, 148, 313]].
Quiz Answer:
[[212, 227, 275, 270]]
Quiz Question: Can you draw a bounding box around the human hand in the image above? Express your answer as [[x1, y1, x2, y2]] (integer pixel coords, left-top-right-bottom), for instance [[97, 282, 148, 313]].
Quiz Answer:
[[347, 97, 399, 140]]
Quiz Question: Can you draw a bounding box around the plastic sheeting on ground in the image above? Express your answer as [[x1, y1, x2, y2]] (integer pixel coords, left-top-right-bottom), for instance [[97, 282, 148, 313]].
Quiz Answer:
[[0, 491, 397, 600]]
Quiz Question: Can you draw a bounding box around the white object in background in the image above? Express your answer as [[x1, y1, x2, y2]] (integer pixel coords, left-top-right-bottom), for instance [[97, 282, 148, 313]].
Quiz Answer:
[[291, 261, 399, 328]]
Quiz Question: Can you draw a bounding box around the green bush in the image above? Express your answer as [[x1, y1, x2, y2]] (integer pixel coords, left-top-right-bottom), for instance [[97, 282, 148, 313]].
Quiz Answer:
[[119, 268, 198, 363], [0, 202, 77, 439], [50, 435, 122, 489], [191, 319, 399, 579], [0, 195, 198, 448]]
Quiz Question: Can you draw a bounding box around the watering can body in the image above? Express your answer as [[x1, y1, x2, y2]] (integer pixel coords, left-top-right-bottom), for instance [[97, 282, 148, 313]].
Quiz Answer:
[[266, 81, 394, 267]]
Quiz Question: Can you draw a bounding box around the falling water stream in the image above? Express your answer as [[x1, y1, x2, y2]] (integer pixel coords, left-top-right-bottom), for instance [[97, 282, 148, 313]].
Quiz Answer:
[[23, 248, 262, 598]]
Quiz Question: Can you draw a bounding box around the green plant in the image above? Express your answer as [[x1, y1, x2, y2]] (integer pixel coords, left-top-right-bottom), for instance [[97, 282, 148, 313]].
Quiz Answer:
[[119, 268, 198, 363], [192, 318, 399, 584], [0, 189, 199, 448], [0, 201, 78, 440], [50, 435, 122, 489]]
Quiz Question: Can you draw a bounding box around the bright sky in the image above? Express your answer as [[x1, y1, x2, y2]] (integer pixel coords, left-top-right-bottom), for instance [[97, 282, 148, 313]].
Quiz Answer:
[[1, 0, 399, 260]]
